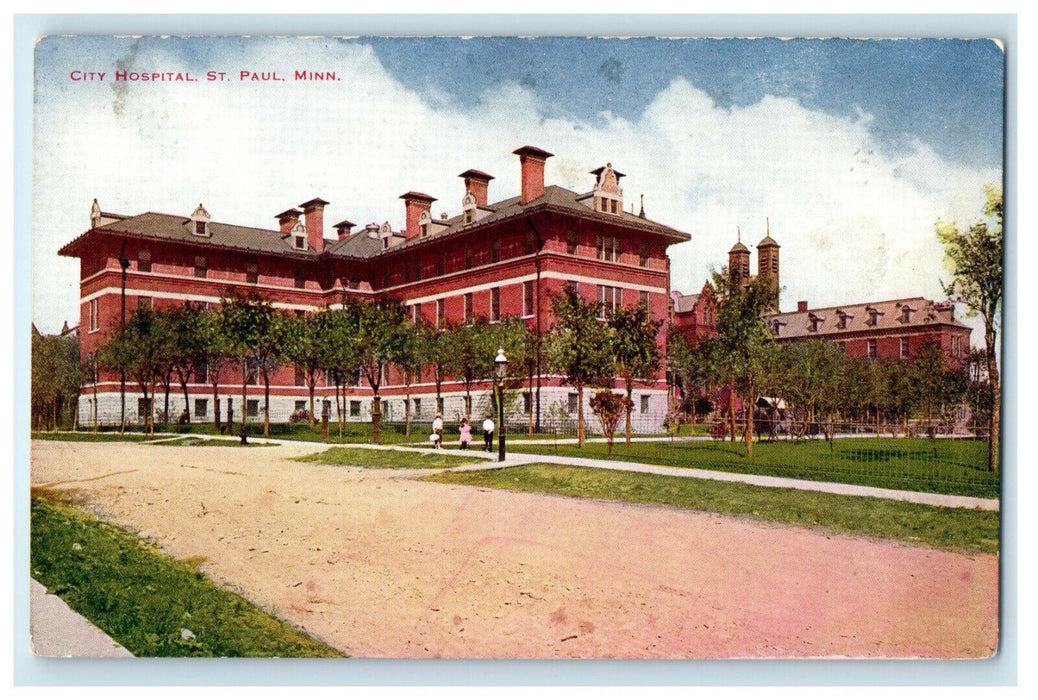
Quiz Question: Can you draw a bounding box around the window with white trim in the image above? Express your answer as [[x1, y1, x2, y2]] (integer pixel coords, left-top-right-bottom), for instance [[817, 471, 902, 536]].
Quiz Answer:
[[88, 298, 99, 331], [490, 288, 501, 322], [597, 285, 621, 319], [523, 281, 535, 317]]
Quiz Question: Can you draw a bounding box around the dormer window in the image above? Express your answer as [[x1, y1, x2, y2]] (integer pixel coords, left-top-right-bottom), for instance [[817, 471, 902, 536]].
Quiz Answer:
[[419, 210, 431, 237], [866, 307, 883, 326], [770, 318, 786, 336], [900, 305, 915, 323], [591, 163, 624, 215], [808, 313, 824, 332], [462, 192, 477, 224], [836, 310, 853, 330], [290, 220, 307, 250], [190, 203, 211, 237]]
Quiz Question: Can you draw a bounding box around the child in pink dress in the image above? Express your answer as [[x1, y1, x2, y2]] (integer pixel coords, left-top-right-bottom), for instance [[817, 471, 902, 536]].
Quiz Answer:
[[459, 418, 472, 449]]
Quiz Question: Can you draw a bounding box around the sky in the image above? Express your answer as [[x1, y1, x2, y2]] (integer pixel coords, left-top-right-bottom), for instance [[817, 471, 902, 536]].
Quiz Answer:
[[30, 34, 1005, 344]]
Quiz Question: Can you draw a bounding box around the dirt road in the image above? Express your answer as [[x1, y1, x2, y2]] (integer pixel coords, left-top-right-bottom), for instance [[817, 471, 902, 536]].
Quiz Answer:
[[29, 440, 999, 658]]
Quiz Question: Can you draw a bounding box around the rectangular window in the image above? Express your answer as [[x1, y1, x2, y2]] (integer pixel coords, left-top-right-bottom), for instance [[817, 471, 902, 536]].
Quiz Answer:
[[246, 263, 258, 284], [194, 255, 206, 279], [900, 337, 910, 360], [490, 288, 500, 322], [565, 280, 578, 296], [350, 400, 361, 417], [138, 398, 152, 421], [867, 339, 878, 359], [88, 299, 99, 331], [523, 392, 531, 413], [294, 400, 307, 412], [638, 243, 649, 268], [412, 302, 422, 323], [295, 364, 307, 387], [597, 285, 621, 319], [464, 293, 473, 323], [138, 249, 151, 273], [194, 398, 208, 418], [639, 290, 650, 308], [192, 359, 208, 384], [138, 296, 152, 310], [413, 398, 421, 416], [641, 395, 650, 413], [295, 269, 306, 290], [491, 239, 501, 263], [567, 231, 579, 255], [523, 281, 535, 317], [597, 235, 618, 262], [436, 299, 445, 329], [465, 248, 474, 269], [568, 393, 579, 414], [247, 399, 260, 418]]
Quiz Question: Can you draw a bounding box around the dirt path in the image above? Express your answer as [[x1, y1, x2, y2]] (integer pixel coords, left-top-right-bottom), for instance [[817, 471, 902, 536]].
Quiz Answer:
[[29, 440, 999, 659]]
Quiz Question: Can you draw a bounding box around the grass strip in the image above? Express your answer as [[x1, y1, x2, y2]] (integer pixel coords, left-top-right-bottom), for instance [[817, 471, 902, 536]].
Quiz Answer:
[[295, 446, 484, 469], [30, 493, 344, 657], [507, 438, 998, 499], [424, 464, 1000, 554], [31, 431, 155, 443]]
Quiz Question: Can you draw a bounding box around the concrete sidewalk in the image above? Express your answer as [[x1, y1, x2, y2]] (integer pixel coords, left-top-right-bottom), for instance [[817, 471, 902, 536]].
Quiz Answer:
[[29, 578, 133, 658]]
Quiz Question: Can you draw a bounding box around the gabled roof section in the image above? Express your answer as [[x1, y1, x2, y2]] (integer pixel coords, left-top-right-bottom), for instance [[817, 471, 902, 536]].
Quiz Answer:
[[765, 297, 968, 338], [382, 184, 690, 255], [59, 211, 321, 258]]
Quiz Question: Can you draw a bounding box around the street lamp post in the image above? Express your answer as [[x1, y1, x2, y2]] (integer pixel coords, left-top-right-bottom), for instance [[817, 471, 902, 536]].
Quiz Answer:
[[494, 348, 507, 463]]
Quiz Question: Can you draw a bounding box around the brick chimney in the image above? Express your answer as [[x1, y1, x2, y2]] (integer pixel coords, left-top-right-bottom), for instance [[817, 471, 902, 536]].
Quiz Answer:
[[458, 169, 495, 207], [513, 146, 553, 204], [276, 208, 302, 234], [300, 198, 329, 253], [400, 192, 436, 240], [333, 219, 355, 240], [797, 300, 809, 312]]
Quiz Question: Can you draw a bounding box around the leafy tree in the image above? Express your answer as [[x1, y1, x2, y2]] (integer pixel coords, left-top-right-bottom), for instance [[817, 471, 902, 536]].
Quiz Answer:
[[219, 290, 276, 442], [667, 332, 717, 435], [590, 390, 632, 454], [936, 184, 1002, 470], [197, 305, 234, 434], [710, 271, 776, 454], [316, 307, 361, 439], [608, 303, 663, 445], [31, 328, 81, 430], [484, 316, 536, 423], [346, 297, 410, 444], [778, 339, 846, 445], [98, 306, 169, 435], [418, 322, 451, 420], [444, 318, 497, 420], [395, 319, 428, 437], [913, 341, 967, 437], [282, 311, 325, 426], [162, 302, 206, 423], [544, 287, 614, 448]]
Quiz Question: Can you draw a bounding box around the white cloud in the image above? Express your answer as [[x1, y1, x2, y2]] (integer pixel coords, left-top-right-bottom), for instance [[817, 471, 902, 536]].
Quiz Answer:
[[32, 38, 998, 349]]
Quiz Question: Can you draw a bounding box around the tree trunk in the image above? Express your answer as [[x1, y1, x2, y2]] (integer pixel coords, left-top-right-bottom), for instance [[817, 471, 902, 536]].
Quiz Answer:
[[728, 376, 736, 442], [241, 364, 248, 443], [180, 376, 191, 423], [263, 374, 271, 437], [624, 376, 633, 446], [372, 393, 381, 445], [985, 330, 1000, 471], [211, 381, 220, 434], [309, 377, 317, 427], [163, 380, 171, 431], [744, 378, 754, 456], [404, 380, 412, 438], [577, 382, 585, 448]]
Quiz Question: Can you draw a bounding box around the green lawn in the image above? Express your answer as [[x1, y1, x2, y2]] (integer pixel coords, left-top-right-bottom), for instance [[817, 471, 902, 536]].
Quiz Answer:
[[424, 464, 1000, 554], [295, 446, 487, 469], [30, 493, 344, 657], [506, 437, 998, 499]]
